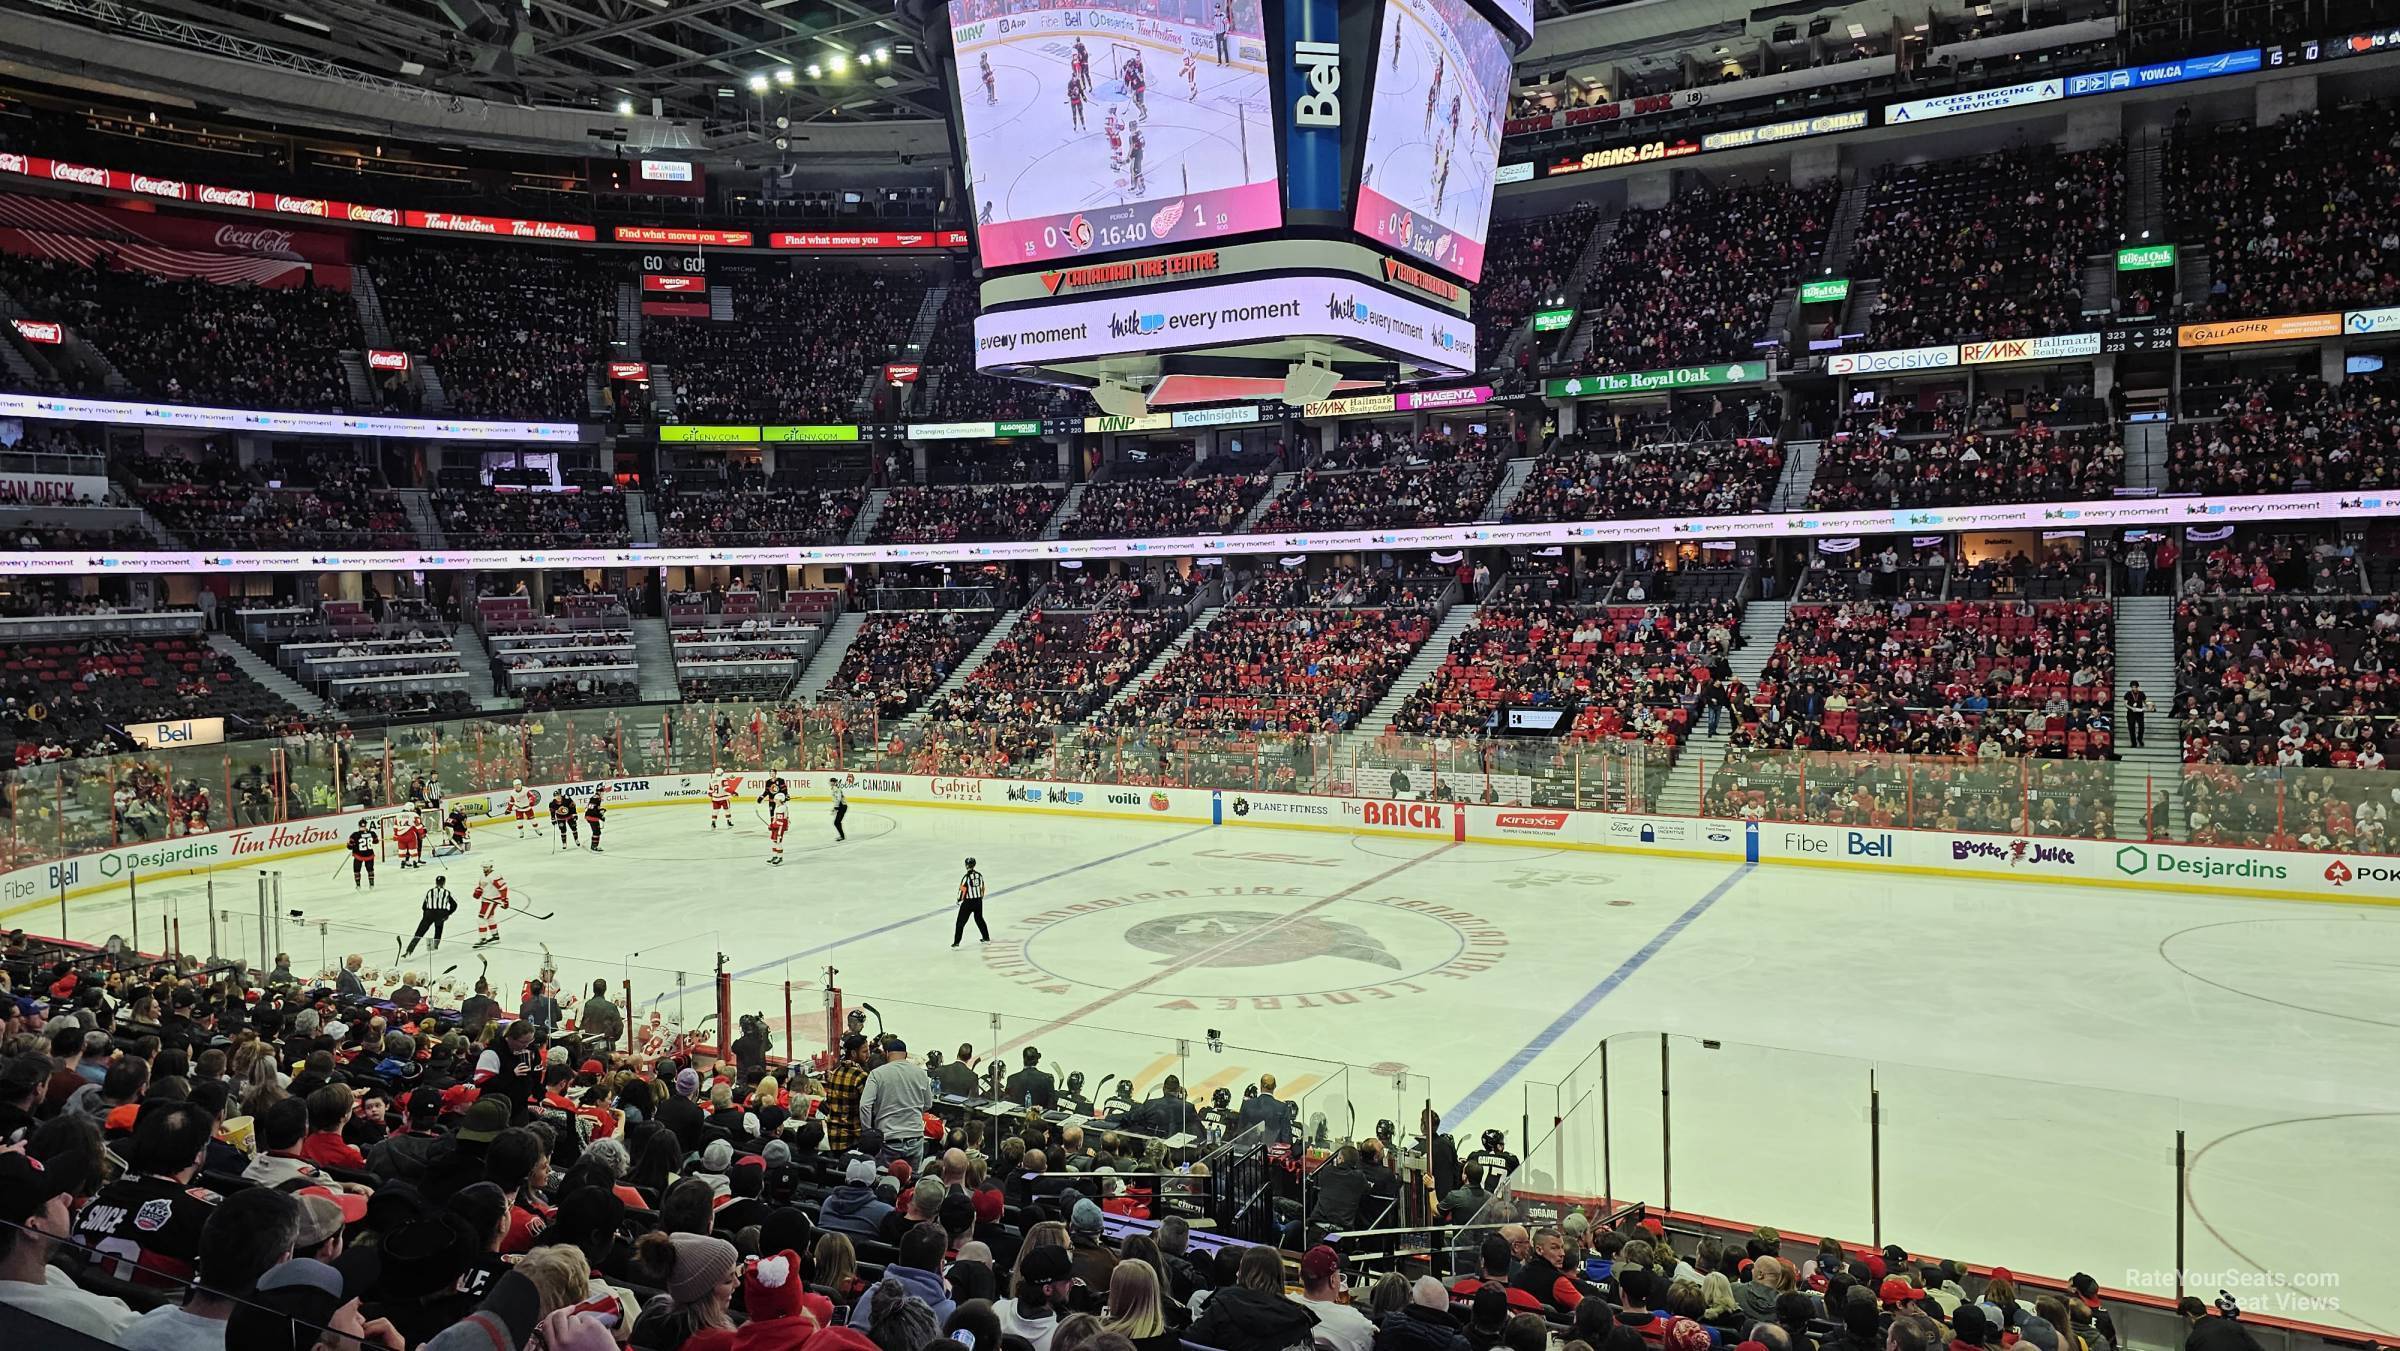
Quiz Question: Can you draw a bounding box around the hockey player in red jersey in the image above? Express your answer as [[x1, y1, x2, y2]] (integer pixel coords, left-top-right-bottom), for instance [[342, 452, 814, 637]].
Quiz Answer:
[[708, 773, 736, 829], [394, 813, 427, 869], [473, 861, 511, 947], [510, 779, 538, 836], [766, 800, 791, 866]]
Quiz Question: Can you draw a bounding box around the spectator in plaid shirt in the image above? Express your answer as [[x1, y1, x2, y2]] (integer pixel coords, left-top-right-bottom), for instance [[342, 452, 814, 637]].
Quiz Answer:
[[821, 1032, 871, 1152]]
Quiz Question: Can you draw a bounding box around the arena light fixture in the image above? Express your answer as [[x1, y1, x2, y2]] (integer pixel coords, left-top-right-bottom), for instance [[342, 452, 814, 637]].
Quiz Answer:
[[829, 53, 848, 73], [775, 67, 796, 85], [748, 73, 770, 93], [280, 11, 331, 32], [875, 47, 890, 63], [806, 62, 822, 78], [615, 99, 634, 116]]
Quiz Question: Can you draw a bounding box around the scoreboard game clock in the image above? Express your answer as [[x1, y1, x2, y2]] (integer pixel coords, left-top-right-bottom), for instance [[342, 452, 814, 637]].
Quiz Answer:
[[921, 0, 1530, 405]]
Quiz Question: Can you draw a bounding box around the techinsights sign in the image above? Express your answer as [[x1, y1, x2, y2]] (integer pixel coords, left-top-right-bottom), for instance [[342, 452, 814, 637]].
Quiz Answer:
[[974, 275, 1474, 373]]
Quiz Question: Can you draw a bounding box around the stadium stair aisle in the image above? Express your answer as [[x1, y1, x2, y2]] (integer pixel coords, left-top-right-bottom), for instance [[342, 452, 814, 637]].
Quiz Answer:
[[847, 488, 891, 544], [1096, 605, 1223, 715], [1769, 440, 1822, 513], [794, 611, 868, 698], [1655, 599, 1787, 817], [396, 489, 442, 547], [2112, 595, 2181, 837], [207, 631, 329, 717], [1351, 602, 1482, 745], [1237, 473, 1295, 532], [1482, 457, 1537, 519], [447, 622, 510, 711], [630, 615, 682, 702], [897, 606, 1024, 732], [1040, 482, 1089, 540]]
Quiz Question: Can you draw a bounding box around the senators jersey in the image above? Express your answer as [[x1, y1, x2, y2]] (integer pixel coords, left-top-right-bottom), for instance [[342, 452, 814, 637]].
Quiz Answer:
[[75, 1173, 220, 1287], [348, 828, 377, 860], [549, 797, 575, 825]]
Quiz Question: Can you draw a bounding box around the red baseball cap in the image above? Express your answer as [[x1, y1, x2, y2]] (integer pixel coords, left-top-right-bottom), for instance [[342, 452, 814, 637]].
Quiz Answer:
[[1879, 1278, 1922, 1305]]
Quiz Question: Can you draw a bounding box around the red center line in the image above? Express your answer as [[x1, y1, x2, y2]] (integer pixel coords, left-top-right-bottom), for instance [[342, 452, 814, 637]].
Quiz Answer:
[[990, 840, 1460, 1057]]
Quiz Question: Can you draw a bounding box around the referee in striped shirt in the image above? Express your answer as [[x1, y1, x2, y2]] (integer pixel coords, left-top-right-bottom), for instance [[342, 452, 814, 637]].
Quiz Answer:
[[405, 874, 457, 957], [952, 857, 989, 946]]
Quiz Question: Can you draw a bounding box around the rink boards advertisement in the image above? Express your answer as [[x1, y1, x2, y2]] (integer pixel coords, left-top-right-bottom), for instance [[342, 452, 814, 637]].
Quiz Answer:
[[10, 771, 2400, 917]]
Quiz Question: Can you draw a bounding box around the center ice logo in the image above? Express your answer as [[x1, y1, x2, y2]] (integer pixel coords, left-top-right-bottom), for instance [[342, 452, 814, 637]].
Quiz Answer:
[[1123, 912, 1402, 970]]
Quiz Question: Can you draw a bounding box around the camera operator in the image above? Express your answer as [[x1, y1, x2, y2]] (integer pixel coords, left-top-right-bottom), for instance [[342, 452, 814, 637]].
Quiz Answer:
[[731, 1013, 773, 1081]]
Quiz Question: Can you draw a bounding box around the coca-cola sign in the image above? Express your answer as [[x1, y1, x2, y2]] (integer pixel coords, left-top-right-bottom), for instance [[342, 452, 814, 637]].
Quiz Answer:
[[272, 195, 329, 217], [214, 224, 298, 257], [197, 185, 256, 208], [10, 318, 64, 345], [128, 174, 187, 199], [47, 162, 108, 187], [366, 349, 410, 371]]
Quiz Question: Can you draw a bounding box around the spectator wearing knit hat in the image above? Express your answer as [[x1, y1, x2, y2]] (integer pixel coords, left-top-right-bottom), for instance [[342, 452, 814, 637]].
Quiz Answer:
[[630, 1230, 740, 1349]]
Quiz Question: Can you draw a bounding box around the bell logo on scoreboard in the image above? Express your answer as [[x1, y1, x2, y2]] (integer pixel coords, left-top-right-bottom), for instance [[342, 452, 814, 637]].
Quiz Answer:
[[1292, 39, 1341, 127]]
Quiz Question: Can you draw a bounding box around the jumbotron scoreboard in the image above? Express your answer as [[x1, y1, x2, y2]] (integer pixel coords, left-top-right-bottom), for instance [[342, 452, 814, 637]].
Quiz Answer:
[[924, 0, 1533, 407]]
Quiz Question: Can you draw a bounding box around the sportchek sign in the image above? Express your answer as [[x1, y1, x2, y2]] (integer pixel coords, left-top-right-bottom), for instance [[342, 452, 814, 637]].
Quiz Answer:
[[1546, 362, 1764, 397], [641, 274, 708, 293]]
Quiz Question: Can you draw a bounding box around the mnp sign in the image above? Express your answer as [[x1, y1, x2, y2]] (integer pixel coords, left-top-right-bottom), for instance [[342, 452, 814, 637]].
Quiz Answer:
[[1283, 0, 1342, 213]]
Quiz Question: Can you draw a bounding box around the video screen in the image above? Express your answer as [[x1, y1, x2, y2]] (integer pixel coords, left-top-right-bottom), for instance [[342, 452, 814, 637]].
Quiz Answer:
[[950, 0, 1280, 267], [1352, 0, 1512, 282]]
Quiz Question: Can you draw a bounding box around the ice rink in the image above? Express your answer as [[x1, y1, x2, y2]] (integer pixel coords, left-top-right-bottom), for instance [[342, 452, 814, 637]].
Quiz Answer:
[[66, 799, 2398, 1333]]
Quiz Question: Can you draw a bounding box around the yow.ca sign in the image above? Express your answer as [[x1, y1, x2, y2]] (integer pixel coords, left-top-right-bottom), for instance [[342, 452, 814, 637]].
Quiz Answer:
[[1547, 362, 1765, 398], [2116, 243, 2177, 271]]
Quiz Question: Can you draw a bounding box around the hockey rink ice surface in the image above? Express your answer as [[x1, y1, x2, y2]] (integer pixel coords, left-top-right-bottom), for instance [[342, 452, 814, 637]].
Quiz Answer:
[[68, 800, 2398, 1333]]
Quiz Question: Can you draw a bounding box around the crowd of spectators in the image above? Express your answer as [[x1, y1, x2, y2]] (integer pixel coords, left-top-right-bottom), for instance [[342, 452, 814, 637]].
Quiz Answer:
[[372, 240, 613, 421], [1806, 423, 2124, 511], [1476, 201, 1601, 368], [1706, 747, 2119, 839], [1235, 563, 1449, 610], [1255, 446, 1508, 534], [0, 253, 357, 410], [2169, 372, 2400, 495], [913, 606, 1189, 766], [2175, 536, 2360, 597], [2174, 594, 2400, 772], [1097, 606, 1431, 737], [1743, 600, 2116, 760], [1850, 144, 2120, 347], [914, 284, 1072, 421], [873, 484, 1066, 545], [121, 452, 413, 549], [1059, 474, 1271, 540], [1567, 181, 1836, 375], [1508, 437, 1783, 523], [2, 631, 299, 767], [832, 610, 1000, 720], [659, 476, 863, 548], [2169, 100, 2400, 320], [645, 266, 920, 424], [1389, 600, 1742, 749], [434, 488, 630, 549]]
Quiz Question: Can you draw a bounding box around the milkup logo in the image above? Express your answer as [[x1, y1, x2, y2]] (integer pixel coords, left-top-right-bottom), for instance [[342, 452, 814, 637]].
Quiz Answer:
[[1351, 800, 1445, 830], [1109, 310, 1165, 338]]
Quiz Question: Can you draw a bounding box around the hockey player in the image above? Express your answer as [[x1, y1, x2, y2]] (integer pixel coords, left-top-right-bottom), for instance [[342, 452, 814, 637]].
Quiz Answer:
[[550, 792, 578, 846], [1391, 22, 1401, 68], [1125, 53, 1147, 117], [759, 770, 790, 809], [1425, 78, 1438, 129], [394, 812, 427, 870], [473, 862, 511, 947], [583, 791, 607, 853], [1127, 125, 1147, 193], [980, 51, 997, 104], [1072, 37, 1090, 88], [1182, 51, 1197, 99], [510, 779, 538, 837], [444, 804, 472, 855], [767, 800, 790, 865], [1104, 106, 1125, 167], [708, 773, 736, 829], [1067, 76, 1087, 130], [347, 822, 378, 888], [830, 780, 848, 842]]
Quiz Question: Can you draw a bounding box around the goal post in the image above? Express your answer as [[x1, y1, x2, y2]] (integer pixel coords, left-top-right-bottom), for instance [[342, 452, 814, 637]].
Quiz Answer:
[[1109, 41, 1142, 90]]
